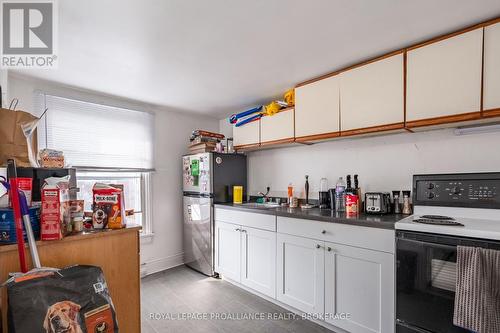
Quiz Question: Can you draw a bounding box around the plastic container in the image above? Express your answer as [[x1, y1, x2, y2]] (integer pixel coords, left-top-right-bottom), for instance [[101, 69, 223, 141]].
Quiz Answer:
[[233, 186, 243, 204], [0, 207, 40, 244], [335, 177, 346, 212]]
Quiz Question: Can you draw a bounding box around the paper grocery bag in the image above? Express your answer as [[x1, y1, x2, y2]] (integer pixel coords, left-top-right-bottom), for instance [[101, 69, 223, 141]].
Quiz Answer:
[[0, 107, 38, 167]]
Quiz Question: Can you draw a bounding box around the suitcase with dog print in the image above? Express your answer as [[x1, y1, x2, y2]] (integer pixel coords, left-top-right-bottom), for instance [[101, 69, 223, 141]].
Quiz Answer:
[[6, 265, 119, 333]]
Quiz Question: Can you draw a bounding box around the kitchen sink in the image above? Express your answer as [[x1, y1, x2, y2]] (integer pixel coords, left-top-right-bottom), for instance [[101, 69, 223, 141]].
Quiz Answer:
[[238, 202, 281, 209]]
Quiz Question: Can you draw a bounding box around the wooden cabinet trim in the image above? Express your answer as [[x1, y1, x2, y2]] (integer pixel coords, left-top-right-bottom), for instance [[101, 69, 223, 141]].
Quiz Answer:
[[340, 122, 405, 137], [482, 108, 500, 118], [405, 111, 482, 128], [294, 131, 340, 143], [481, 27, 485, 112], [296, 16, 500, 89], [234, 143, 260, 150], [260, 138, 295, 146], [404, 51, 407, 123]]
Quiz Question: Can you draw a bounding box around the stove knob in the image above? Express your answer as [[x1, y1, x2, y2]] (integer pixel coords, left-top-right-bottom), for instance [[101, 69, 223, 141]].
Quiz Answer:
[[451, 186, 461, 195], [427, 192, 435, 199], [427, 183, 435, 190]]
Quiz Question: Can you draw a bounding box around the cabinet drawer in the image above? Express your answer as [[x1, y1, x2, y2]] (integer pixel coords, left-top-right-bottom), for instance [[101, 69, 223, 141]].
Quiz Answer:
[[215, 208, 276, 231], [277, 217, 394, 253]]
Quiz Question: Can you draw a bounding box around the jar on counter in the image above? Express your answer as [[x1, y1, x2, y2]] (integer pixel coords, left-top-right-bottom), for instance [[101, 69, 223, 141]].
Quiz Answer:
[[402, 190, 412, 215]]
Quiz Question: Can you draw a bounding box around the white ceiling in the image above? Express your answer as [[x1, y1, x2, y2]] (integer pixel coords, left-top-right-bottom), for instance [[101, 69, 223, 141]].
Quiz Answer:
[[12, 0, 500, 118]]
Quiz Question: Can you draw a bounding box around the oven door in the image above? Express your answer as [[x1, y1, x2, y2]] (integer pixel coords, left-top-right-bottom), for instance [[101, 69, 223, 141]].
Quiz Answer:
[[396, 231, 468, 333]]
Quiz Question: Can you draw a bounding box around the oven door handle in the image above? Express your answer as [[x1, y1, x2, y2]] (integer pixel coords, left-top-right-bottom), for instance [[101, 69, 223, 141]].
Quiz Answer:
[[397, 236, 458, 250]]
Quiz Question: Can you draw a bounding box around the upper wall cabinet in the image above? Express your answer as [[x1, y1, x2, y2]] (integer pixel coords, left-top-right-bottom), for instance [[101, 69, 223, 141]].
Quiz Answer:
[[484, 22, 500, 116], [260, 108, 294, 146], [233, 119, 260, 149], [406, 28, 483, 127], [295, 75, 340, 142], [340, 53, 404, 135]]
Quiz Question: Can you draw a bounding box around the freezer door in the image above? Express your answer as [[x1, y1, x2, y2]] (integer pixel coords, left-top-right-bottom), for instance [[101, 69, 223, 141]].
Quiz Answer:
[[212, 153, 247, 203], [182, 153, 212, 195], [183, 195, 214, 276]]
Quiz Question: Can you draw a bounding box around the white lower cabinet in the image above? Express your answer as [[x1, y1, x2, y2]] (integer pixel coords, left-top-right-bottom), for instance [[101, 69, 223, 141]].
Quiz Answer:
[[324, 242, 395, 333], [276, 233, 325, 314], [215, 221, 241, 282], [241, 226, 276, 298], [215, 220, 277, 298], [215, 209, 395, 333]]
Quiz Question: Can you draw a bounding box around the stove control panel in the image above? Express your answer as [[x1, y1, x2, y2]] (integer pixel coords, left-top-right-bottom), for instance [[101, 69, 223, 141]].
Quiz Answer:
[[413, 173, 500, 209]]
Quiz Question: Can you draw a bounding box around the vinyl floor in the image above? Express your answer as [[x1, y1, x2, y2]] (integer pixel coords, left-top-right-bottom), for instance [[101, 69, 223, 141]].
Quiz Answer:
[[141, 265, 334, 333]]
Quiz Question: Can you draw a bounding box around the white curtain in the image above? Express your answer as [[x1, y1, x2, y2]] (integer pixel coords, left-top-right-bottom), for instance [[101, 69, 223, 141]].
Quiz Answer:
[[35, 93, 154, 169]]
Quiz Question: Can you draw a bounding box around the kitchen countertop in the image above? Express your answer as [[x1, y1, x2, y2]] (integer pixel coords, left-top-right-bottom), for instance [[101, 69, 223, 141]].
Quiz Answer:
[[215, 203, 406, 230], [0, 225, 142, 253]]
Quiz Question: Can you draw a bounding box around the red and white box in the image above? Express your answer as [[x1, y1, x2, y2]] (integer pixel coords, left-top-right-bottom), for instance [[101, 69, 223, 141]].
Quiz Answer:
[[41, 186, 63, 241], [41, 176, 71, 241]]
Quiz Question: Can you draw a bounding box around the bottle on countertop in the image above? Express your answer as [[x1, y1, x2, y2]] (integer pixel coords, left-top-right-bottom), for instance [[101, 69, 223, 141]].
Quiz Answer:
[[392, 190, 401, 214], [402, 190, 412, 215], [305, 176, 309, 205], [301, 175, 314, 209], [335, 177, 346, 212], [319, 178, 329, 209], [354, 174, 362, 213], [287, 183, 293, 205], [345, 175, 359, 216]]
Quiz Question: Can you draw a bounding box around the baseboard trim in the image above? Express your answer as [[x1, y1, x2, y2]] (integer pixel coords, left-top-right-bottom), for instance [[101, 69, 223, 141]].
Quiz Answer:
[[140, 252, 184, 277]]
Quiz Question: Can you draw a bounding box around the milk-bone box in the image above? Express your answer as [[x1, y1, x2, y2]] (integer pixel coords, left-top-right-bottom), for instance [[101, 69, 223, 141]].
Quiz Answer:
[[92, 184, 125, 229]]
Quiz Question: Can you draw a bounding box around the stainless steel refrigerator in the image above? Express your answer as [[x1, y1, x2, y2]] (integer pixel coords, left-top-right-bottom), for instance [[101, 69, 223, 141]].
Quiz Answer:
[[182, 152, 247, 276]]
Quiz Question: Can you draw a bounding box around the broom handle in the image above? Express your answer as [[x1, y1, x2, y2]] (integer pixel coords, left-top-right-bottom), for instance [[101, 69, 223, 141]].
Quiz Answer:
[[19, 190, 41, 268], [7, 159, 28, 273]]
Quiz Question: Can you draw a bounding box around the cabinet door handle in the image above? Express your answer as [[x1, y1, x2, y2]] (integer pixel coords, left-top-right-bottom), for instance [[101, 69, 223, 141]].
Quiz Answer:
[[327, 247, 332, 252], [321, 230, 326, 234], [241, 229, 247, 233], [235, 228, 241, 232], [316, 244, 321, 249]]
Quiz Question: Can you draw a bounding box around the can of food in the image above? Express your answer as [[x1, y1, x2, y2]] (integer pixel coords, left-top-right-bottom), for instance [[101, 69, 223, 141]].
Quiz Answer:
[[345, 194, 359, 216]]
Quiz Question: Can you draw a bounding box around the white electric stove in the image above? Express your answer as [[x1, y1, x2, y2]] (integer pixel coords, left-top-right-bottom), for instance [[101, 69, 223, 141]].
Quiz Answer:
[[396, 207, 500, 240], [395, 172, 500, 240], [395, 172, 500, 333]]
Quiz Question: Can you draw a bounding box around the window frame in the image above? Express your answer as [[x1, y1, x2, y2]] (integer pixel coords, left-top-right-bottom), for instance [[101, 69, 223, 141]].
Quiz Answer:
[[33, 92, 155, 238], [76, 168, 154, 237]]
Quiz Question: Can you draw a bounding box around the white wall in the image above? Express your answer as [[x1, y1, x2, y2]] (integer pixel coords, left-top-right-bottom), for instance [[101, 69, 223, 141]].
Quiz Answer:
[[8, 73, 219, 276], [220, 119, 500, 199]]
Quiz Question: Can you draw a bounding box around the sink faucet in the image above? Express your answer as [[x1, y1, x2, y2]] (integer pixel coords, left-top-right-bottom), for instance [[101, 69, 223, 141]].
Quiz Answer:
[[258, 187, 271, 202]]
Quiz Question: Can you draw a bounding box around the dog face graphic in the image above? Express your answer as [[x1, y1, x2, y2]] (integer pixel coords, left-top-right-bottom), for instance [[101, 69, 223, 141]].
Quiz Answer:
[[43, 301, 83, 333], [93, 209, 107, 225]]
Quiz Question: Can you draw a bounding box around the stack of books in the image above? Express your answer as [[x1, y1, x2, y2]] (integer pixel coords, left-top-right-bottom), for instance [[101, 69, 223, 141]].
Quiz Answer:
[[188, 130, 225, 154]]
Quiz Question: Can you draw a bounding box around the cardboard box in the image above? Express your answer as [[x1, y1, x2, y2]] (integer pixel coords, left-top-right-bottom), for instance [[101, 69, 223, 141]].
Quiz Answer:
[[92, 184, 125, 229], [41, 186, 63, 240], [40, 176, 71, 240]]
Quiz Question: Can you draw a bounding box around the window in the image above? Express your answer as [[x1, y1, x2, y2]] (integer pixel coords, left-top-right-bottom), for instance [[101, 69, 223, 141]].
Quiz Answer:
[[35, 93, 154, 235], [76, 171, 153, 234]]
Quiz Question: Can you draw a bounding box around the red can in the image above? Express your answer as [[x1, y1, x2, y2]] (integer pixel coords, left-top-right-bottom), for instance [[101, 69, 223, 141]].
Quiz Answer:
[[345, 194, 359, 216]]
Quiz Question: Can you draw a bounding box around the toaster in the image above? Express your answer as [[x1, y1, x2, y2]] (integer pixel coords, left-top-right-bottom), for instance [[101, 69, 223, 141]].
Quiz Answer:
[[364, 192, 391, 214]]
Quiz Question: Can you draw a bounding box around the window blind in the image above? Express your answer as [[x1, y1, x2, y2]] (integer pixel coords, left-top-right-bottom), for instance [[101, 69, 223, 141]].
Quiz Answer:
[[35, 93, 154, 169]]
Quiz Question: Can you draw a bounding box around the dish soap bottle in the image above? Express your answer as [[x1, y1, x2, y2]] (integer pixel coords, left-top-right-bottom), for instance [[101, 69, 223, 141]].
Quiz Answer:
[[335, 177, 346, 212]]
